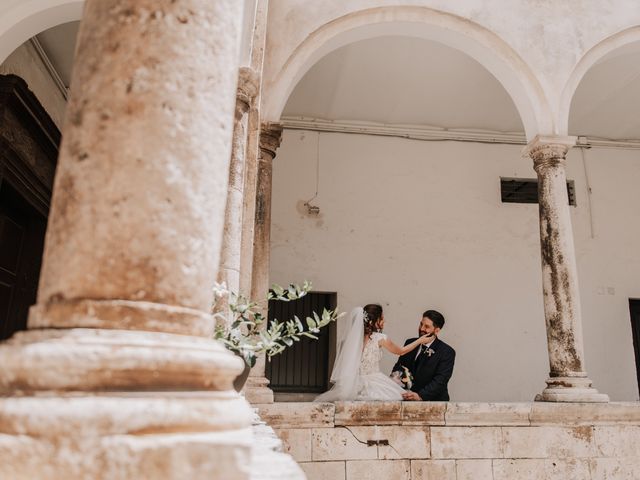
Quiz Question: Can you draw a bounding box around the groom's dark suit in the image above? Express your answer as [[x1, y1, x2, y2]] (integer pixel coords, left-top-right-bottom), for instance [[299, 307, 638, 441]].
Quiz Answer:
[[392, 337, 455, 401]]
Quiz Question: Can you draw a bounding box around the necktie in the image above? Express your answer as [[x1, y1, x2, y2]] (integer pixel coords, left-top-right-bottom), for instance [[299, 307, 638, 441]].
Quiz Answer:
[[416, 345, 425, 361]]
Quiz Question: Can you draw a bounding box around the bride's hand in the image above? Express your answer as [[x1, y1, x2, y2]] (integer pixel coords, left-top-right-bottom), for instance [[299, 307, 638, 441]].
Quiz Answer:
[[419, 334, 433, 344]]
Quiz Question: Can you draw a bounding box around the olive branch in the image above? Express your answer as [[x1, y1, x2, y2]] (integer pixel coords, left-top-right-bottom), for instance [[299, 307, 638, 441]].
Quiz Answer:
[[212, 281, 342, 368]]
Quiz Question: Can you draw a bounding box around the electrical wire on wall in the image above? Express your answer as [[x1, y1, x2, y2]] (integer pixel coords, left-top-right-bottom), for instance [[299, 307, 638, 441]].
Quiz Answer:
[[579, 143, 596, 239], [303, 131, 321, 215]]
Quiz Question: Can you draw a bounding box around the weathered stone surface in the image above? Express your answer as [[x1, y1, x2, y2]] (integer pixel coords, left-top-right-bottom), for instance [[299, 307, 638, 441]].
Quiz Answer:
[[530, 402, 640, 425], [216, 66, 259, 306], [299, 461, 346, 480], [0, 394, 252, 437], [244, 376, 275, 404], [0, 329, 244, 393], [455, 459, 493, 480], [274, 428, 312, 462], [493, 458, 591, 480], [335, 401, 402, 425], [256, 402, 334, 428], [401, 401, 447, 425], [410, 460, 456, 479], [594, 425, 640, 457], [252, 415, 306, 480], [445, 402, 531, 426], [527, 136, 608, 403], [589, 457, 640, 480], [0, 429, 253, 480], [28, 298, 214, 336], [431, 427, 503, 459], [312, 427, 377, 461], [37, 0, 243, 319], [502, 426, 596, 458], [0, 0, 268, 478], [376, 426, 430, 459], [346, 460, 410, 480]]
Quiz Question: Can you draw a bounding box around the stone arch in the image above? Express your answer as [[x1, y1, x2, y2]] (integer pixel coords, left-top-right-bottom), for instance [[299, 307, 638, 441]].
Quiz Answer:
[[560, 26, 640, 135], [0, 0, 84, 65], [262, 6, 550, 140]]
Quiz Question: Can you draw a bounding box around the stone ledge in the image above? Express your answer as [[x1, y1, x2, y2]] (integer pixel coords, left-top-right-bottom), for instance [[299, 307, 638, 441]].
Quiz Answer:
[[335, 401, 402, 425], [529, 402, 640, 425], [255, 402, 335, 428], [268, 402, 640, 480], [445, 402, 530, 426], [258, 401, 640, 428]]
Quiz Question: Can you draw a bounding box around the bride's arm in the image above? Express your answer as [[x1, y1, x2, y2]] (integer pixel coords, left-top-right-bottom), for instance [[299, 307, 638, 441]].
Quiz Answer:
[[380, 335, 428, 356]]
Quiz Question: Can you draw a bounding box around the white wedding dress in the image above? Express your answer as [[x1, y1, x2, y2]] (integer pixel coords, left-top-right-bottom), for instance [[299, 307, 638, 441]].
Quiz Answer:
[[315, 308, 405, 402]]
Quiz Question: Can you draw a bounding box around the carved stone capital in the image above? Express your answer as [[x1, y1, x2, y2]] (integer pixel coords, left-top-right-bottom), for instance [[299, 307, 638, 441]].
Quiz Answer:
[[258, 122, 283, 161], [235, 67, 259, 116], [524, 135, 576, 172]]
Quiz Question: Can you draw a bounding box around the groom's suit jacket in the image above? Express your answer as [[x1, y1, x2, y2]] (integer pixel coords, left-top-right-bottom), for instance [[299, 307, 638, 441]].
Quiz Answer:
[[392, 337, 455, 401]]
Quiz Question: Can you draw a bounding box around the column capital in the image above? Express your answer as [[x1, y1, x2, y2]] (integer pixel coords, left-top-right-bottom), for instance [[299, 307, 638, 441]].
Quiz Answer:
[[258, 122, 283, 160], [236, 66, 259, 115], [525, 135, 576, 171]]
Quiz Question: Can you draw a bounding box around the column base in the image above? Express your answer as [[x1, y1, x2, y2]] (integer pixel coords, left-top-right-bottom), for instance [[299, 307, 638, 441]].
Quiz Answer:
[[535, 376, 610, 403], [244, 376, 274, 404], [0, 394, 254, 480]]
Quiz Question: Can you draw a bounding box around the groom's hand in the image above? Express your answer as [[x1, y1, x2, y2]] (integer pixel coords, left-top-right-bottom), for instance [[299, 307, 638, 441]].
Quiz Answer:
[[402, 391, 421, 401]]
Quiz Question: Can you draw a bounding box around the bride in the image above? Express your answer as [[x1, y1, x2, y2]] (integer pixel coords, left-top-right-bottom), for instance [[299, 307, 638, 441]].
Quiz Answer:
[[315, 304, 432, 401]]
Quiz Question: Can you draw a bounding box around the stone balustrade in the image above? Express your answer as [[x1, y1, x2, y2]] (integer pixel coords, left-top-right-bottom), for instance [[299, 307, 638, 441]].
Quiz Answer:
[[255, 401, 640, 480]]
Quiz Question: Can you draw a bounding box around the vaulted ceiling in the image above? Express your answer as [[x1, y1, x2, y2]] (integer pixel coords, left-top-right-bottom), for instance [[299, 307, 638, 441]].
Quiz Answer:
[[31, 22, 640, 141]]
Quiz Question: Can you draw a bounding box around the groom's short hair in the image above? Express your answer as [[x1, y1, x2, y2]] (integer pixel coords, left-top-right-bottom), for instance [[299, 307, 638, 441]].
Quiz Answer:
[[423, 310, 445, 329]]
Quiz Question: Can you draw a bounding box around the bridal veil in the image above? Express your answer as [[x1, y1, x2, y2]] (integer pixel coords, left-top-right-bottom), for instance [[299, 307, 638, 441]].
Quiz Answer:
[[314, 307, 364, 401]]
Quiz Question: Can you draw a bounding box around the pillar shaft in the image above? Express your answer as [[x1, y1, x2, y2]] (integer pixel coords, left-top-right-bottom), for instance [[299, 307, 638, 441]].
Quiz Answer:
[[527, 135, 608, 403], [29, 0, 242, 337], [239, 0, 270, 297], [250, 123, 283, 302], [0, 1, 255, 477], [244, 122, 282, 404], [218, 68, 259, 301]]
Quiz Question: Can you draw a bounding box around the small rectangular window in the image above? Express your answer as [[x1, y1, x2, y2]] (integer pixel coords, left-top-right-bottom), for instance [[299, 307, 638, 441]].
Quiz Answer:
[[500, 178, 576, 206]]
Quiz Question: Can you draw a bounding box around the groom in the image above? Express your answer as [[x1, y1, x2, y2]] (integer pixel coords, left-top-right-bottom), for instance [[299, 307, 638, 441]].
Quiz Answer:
[[392, 310, 455, 401]]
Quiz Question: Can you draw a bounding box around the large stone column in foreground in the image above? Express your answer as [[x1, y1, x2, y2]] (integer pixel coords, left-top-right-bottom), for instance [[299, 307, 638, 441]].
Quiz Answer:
[[526, 135, 608, 403], [0, 1, 253, 478], [244, 122, 282, 404]]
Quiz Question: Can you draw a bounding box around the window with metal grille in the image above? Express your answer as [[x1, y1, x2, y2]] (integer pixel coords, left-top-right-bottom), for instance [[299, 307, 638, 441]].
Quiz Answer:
[[500, 178, 576, 206]]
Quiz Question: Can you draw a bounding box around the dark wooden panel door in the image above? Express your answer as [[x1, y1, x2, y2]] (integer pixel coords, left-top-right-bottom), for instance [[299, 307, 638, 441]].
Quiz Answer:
[[0, 74, 60, 340], [266, 292, 337, 393], [629, 299, 640, 398], [0, 181, 47, 340]]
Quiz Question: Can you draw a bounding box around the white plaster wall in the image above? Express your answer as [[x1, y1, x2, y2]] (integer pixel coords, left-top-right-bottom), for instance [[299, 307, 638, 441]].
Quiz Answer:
[[0, 42, 67, 128], [270, 130, 640, 402]]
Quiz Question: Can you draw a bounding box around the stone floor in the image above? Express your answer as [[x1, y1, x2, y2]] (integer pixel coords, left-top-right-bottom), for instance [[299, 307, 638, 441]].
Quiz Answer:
[[256, 401, 640, 480]]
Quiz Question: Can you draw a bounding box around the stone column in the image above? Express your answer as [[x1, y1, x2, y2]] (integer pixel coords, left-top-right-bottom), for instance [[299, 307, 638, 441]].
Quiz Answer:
[[239, 0, 269, 297], [244, 122, 282, 404], [216, 67, 259, 319], [526, 135, 608, 403], [0, 1, 255, 478]]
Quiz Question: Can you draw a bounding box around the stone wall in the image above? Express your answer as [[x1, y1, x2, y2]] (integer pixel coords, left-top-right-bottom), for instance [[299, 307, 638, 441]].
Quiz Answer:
[[256, 401, 640, 480]]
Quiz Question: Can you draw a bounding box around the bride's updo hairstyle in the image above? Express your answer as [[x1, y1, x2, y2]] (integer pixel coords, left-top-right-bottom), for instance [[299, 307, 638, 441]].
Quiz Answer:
[[363, 304, 383, 335]]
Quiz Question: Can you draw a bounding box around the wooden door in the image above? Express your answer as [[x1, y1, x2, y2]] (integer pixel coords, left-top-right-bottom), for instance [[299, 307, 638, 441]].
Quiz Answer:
[[0, 180, 47, 339], [0, 74, 60, 340], [266, 292, 337, 393], [629, 299, 640, 398]]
